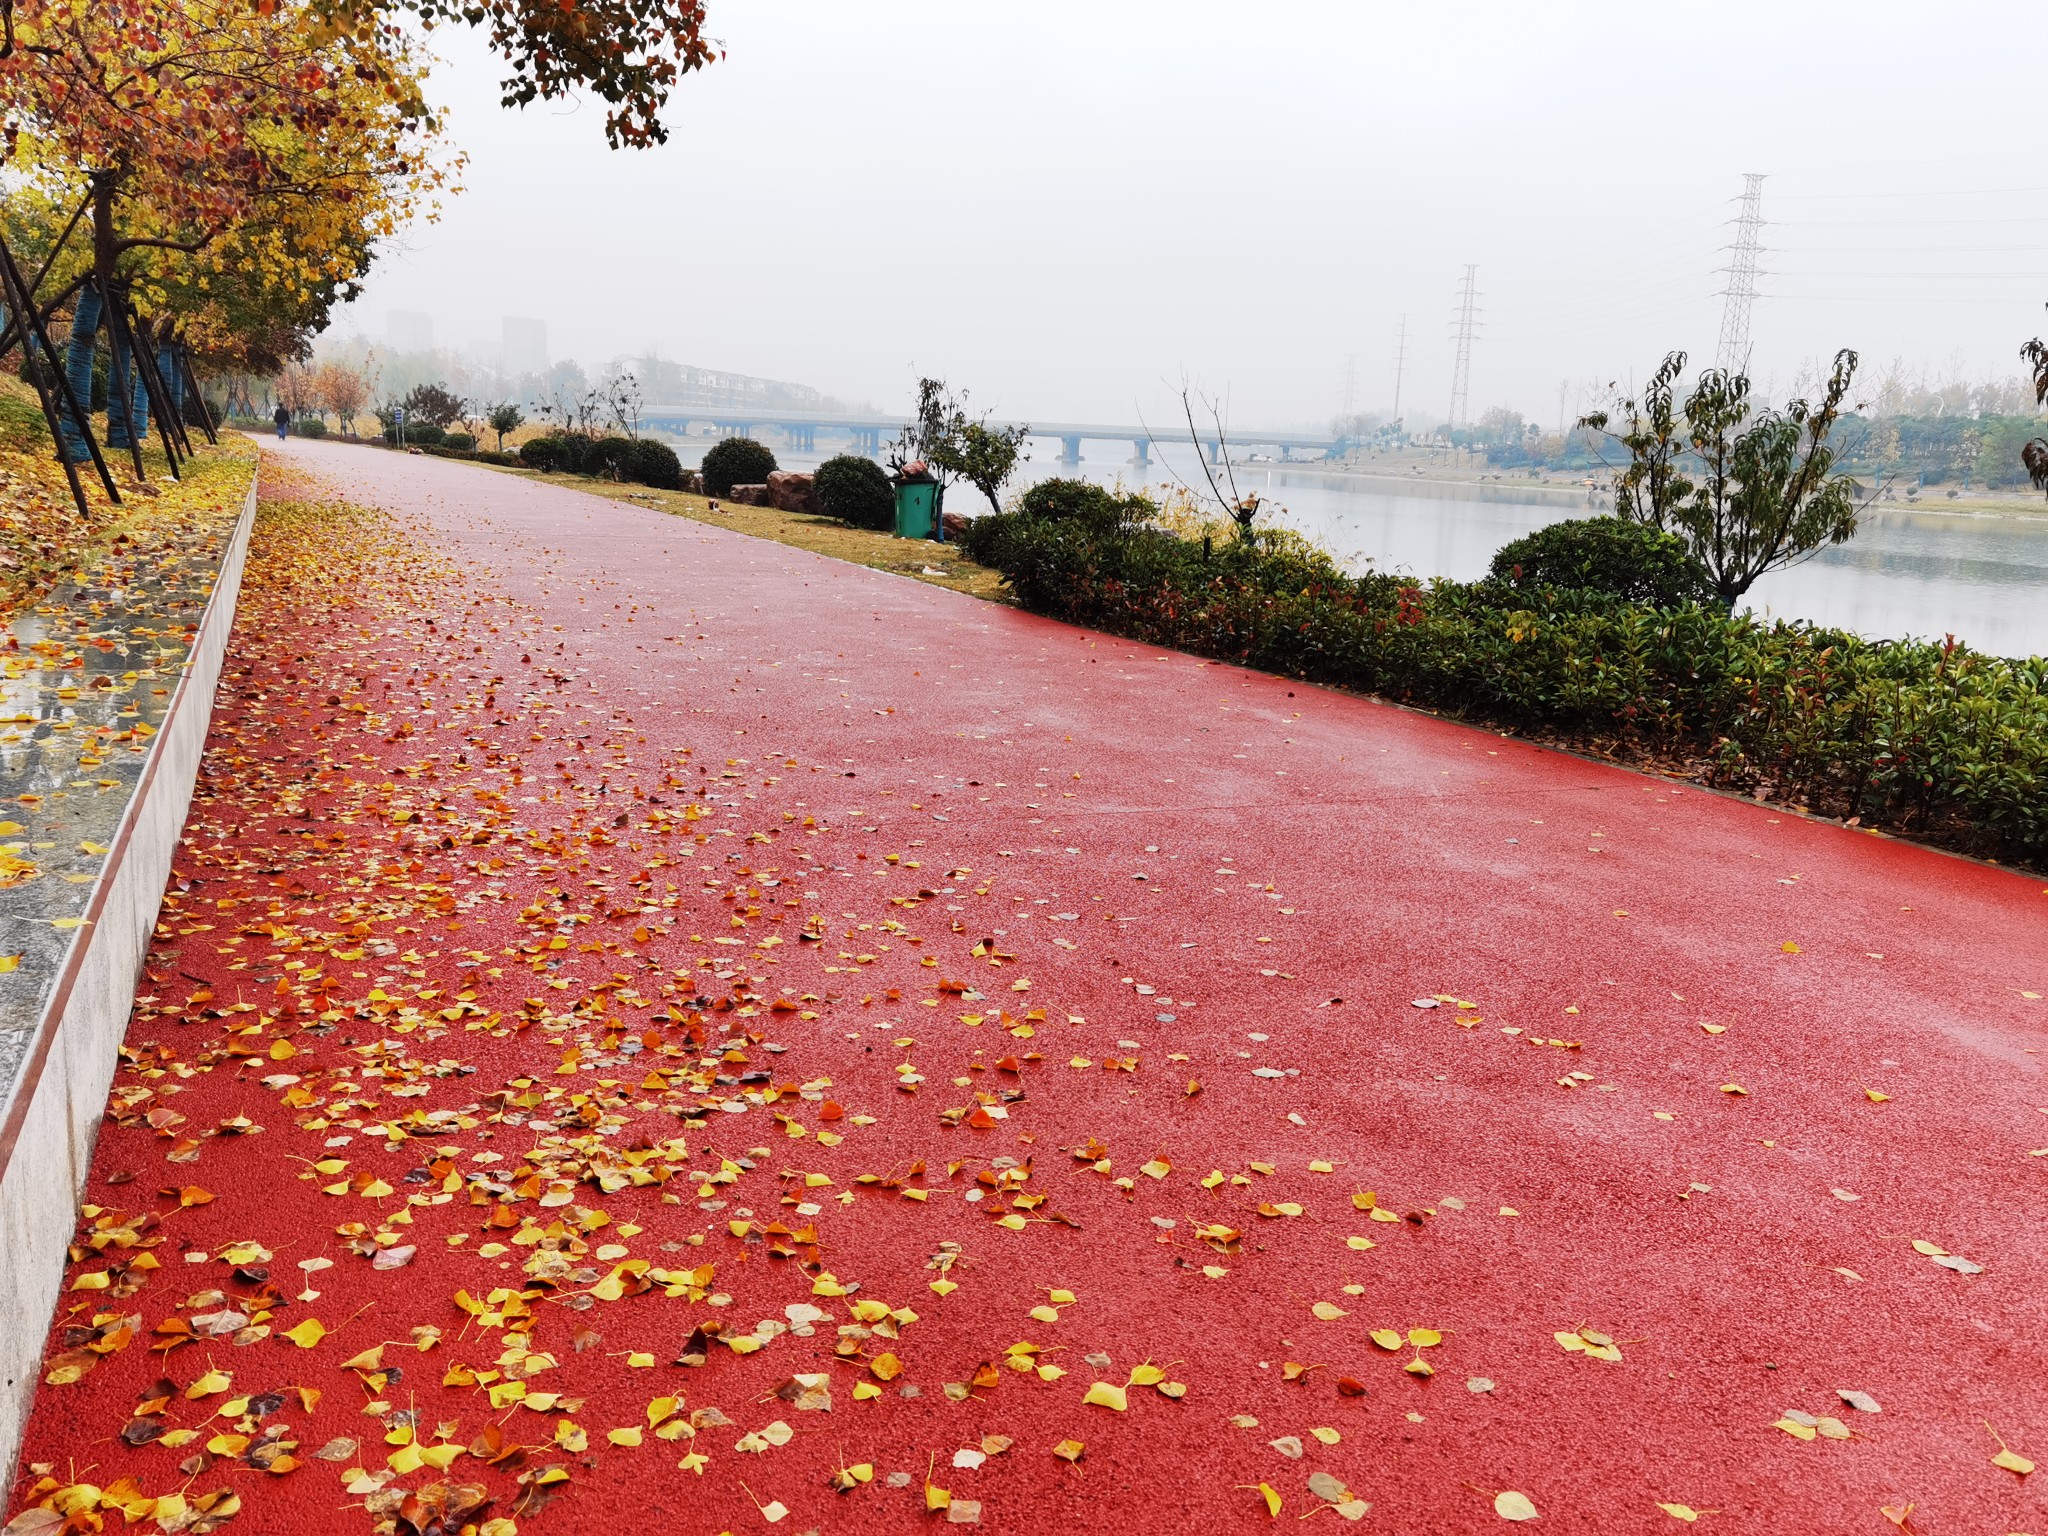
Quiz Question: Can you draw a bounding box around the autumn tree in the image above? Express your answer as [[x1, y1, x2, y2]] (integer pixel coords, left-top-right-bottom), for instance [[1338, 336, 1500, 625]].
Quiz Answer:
[[308, 0, 721, 148], [316, 360, 372, 437], [401, 382, 467, 429]]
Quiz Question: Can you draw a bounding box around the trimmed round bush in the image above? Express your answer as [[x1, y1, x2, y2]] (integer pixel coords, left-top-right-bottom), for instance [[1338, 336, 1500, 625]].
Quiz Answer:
[[1016, 477, 1151, 529], [295, 417, 328, 439], [700, 436, 777, 496], [586, 436, 637, 479], [814, 454, 895, 530], [1488, 517, 1713, 607], [440, 430, 475, 452], [519, 435, 566, 471], [623, 438, 684, 490]]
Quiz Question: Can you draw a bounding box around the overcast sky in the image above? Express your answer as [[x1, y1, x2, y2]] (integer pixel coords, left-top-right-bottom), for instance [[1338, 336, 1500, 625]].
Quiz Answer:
[[334, 1, 2048, 429]]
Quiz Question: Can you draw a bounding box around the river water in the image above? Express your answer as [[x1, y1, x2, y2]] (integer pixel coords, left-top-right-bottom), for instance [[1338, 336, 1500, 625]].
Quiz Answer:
[[686, 437, 2048, 659]]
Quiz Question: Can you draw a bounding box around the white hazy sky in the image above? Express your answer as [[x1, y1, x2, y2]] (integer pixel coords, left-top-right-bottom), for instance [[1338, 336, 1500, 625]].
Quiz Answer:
[[335, 1, 2048, 429]]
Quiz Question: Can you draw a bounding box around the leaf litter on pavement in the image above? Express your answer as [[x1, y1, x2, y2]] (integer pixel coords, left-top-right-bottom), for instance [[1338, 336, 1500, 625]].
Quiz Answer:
[[6, 461, 2042, 1534]]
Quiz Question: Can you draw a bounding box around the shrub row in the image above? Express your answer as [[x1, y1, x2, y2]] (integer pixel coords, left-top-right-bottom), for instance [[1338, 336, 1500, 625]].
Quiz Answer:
[[518, 434, 686, 490], [960, 512, 2048, 866]]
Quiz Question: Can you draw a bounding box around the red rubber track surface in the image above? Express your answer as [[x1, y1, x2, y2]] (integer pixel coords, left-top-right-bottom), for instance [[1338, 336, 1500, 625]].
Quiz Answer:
[[11, 440, 2048, 1536]]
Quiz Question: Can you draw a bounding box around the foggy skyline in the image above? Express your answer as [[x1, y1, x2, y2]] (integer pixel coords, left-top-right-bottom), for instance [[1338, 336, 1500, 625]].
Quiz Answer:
[[333, 1, 2048, 429]]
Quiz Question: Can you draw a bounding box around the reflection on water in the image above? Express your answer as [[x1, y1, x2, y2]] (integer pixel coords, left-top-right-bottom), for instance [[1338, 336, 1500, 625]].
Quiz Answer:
[[684, 436, 2048, 659]]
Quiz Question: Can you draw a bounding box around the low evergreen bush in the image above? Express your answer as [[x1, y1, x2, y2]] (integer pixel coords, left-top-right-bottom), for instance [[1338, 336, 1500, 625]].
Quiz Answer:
[[441, 430, 476, 452], [1015, 477, 1149, 527], [1490, 517, 1713, 607], [814, 454, 895, 530], [622, 438, 684, 490], [294, 418, 327, 439], [701, 436, 776, 496]]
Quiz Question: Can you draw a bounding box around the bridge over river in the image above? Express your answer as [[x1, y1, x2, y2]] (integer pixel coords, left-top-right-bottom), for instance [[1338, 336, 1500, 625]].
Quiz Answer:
[[635, 407, 1339, 465]]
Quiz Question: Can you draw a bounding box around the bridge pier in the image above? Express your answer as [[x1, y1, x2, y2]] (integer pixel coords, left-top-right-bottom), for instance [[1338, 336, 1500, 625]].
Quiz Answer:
[[1060, 435, 1083, 464], [1206, 439, 1222, 466], [1131, 438, 1151, 469]]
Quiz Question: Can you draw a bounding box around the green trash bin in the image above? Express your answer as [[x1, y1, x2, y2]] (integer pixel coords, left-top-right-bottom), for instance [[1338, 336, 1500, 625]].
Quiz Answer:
[[893, 465, 942, 541]]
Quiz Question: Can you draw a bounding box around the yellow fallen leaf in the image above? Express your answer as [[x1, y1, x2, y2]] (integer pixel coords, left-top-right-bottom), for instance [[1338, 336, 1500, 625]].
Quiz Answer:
[[185, 1370, 231, 1399], [870, 1352, 902, 1381], [1312, 1302, 1348, 1321], [1993, 1448, 2035, 1476], [607, 1428, 642, 1447], [1344, 1236, 1375, 1251], [1781, 941, 1801, 953], [1408, 1328, 1442, 1347], [1495, 1490, 1539, 1521], [283, 1318, 327, 1349], [1657, 1504, 1700, 1522], [1773, 1418, 1817, 1440], [1310, 1426, 1341, 1445], [1083, 1381, 1128, 1411], [0, 954, 21, 973], [1863, 1088, 1891, 1103], [1369, 1329, 1402, 1351], [1254, 1483, 1282, 1517]]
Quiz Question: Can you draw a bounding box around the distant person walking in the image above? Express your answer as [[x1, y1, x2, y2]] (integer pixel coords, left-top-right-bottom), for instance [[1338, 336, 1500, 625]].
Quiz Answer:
[[273, 403, 290, 441]]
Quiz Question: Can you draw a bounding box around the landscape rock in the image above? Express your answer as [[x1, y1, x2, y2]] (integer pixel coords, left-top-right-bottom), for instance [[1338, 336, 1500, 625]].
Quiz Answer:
[[767, 470, 818, 515], [727, 483, 772, 507]]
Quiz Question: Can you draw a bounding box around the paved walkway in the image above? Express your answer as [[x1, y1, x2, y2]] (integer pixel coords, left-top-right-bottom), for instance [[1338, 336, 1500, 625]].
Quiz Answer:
[[12, 439, 2047, 1534]]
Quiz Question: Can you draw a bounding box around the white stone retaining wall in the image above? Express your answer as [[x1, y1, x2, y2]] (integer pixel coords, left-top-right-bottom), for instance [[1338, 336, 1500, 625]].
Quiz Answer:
[[0, 472, 258, 1474]]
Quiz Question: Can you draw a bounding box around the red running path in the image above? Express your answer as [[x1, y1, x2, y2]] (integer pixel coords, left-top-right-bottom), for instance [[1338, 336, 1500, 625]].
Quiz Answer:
[[11, 440, 2048, 1536]]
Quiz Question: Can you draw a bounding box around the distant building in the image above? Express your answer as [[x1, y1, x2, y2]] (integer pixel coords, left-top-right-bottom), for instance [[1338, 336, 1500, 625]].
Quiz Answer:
[[633, 354, 823, 412], [387, 309, 434, 353], [502, 317, 547, 379]]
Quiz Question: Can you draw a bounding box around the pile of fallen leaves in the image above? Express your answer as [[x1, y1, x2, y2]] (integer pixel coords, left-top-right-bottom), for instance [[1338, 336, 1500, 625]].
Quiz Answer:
[[0, 379, 253, 624]]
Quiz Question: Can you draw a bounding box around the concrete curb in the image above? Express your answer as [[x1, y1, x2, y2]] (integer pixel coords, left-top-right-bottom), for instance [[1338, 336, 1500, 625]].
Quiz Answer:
[[0, 470, 258, 1476]]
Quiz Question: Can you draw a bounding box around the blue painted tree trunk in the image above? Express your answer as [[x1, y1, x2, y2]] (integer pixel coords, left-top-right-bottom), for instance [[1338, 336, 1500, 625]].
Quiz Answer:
[[58, 285, 103, 463], [104, 316, 142, 451], [161, 344, 183, 421]]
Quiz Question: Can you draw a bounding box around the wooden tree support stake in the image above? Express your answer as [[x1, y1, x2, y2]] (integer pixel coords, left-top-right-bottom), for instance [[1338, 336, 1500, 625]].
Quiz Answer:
[[0, 236, 120, 514]]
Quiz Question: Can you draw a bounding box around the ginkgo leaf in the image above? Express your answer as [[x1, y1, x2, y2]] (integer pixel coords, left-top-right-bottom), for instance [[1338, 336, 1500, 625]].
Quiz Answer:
[[283, 1318, 326, 1349], [1082, 1381, 1128, 1411]]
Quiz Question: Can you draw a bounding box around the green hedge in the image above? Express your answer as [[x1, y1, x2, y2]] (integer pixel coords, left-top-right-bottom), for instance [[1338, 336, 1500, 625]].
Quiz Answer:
[[815, 454, 894, 530], [517, 434, 683, 490], [961, 513, 2048, 865]]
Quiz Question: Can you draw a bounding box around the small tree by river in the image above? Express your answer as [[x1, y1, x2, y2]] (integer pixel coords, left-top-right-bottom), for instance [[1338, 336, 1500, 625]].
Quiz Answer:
[[1580, 349, 1869, 605]]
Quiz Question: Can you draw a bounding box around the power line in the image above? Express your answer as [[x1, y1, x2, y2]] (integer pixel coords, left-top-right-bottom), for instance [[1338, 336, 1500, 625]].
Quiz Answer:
[[1715, 172, 1766, 374], [1448, 266, 1479, 429]]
